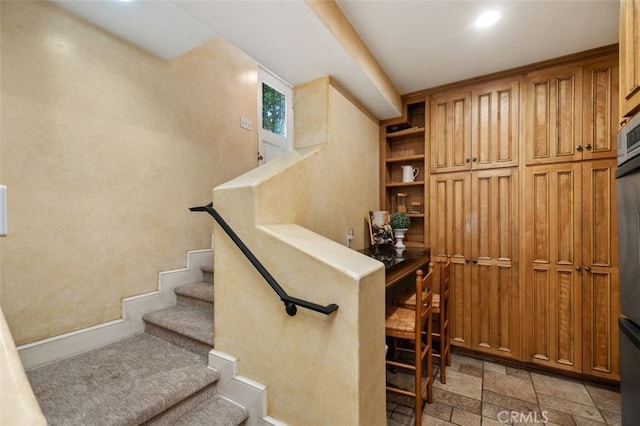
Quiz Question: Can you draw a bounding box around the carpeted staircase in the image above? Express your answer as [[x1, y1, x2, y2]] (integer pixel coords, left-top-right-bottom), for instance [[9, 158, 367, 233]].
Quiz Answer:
[[26, 266, 249, 426]]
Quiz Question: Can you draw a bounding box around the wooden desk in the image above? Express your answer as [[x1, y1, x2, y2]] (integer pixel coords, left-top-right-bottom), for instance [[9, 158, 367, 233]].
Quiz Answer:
[[359, 246, 430, 288]]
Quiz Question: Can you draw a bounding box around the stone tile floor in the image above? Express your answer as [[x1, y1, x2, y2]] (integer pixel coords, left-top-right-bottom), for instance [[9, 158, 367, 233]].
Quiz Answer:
[[386, 353, 621, 425]]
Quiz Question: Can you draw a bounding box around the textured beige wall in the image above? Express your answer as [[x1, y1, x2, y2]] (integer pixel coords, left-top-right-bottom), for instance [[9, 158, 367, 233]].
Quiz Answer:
[[0, 1, 258, 345], [214, 78, 385, 425]]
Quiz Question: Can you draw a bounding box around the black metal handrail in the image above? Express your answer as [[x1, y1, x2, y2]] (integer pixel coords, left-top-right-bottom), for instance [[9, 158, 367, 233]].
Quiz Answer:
[[190, 202, 339, 317]]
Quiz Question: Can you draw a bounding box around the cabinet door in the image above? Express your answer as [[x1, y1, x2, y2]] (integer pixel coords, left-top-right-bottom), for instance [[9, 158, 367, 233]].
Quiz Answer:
[[430, 92, 472, 173], [472, 79, 520, 169], [582, 159, 620, 379], [524, 66, 583, 165], [471, 168, 520, 358], [583, 58, 619, 160], [620, 0, 640, 118], [523, 163, 583, 373], [430, 172, 472, 346]]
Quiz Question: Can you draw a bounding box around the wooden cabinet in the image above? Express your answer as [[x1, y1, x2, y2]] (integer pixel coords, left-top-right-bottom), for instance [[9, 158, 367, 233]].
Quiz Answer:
[[582, 159, 620, 380], [381, 101, 427, 247], [430, 168, 519, 358], [583, 58, 619, 160], [430, 80, 519, 173], [430, 172, 472, 346], [386, 46, 620, 380], [523, 65, 584, 165], [471, 79, 520, 170], [523, 159, 619, 379], [620, 0, 640, 119], [523, 163, 584, 373], [430, 91, 471, 173], [470, 169, 519, 358], [524, 59, 618, 165]]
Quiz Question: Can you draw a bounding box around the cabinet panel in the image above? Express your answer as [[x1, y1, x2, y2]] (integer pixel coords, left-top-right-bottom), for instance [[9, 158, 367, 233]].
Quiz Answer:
[[472, 79, 520, 169], [524, 66, 583, 164], [620, 0, 640, 118], [582, 159, 619, 379], [471, 169, 519, 358], [430, 172, 472, 346], [583, 59, 619, 160], [431, 168, 519, 356], [430, 92, 472, 173], [524, 164, 583, 373]]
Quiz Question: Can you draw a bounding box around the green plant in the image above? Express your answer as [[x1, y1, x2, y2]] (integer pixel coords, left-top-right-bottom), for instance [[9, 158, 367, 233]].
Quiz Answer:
[[390, 212, 410, 230]]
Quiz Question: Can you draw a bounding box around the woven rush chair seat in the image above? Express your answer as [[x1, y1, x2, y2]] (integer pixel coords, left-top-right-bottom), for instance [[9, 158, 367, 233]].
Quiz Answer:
[[385, 305, 420, 333]]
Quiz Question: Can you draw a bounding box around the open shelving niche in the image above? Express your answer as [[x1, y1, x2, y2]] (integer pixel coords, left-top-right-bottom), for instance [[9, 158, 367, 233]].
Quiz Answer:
[[381, 100, 427, 248]]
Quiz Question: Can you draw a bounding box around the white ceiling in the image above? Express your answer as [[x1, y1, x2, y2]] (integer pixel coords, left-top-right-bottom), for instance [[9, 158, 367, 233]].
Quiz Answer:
[[51, 0, 619, 120]]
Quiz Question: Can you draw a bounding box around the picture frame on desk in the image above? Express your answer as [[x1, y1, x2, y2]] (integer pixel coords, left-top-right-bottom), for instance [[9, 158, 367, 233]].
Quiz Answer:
[[367, 210, 394, 247]]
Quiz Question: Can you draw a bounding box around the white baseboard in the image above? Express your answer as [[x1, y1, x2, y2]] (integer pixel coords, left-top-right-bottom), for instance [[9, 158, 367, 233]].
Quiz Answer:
[[18, 248, 213, 370], [208, 350, 287, 426]]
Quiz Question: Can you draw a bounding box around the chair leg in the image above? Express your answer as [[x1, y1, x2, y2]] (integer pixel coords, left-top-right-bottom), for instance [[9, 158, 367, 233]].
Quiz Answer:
[[415, 339, 422, 426]]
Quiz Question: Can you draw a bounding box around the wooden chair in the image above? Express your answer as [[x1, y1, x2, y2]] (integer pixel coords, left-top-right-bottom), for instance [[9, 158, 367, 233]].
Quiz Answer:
[[385, 268, 433, 426], [394, 256, 451, 384]]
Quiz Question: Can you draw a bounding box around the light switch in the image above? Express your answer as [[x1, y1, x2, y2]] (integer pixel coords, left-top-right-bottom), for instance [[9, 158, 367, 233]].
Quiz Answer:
[[240, 116, 252, 130]]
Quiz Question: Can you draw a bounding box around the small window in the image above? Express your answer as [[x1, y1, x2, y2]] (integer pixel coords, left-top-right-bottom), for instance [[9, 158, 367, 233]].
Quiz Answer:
[[262, 83, 286, 136]]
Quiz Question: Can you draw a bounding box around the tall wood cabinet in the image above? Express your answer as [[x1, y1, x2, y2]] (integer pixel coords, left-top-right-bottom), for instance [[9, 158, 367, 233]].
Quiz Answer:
[[523, 160, 619, 379], [381, 46, 621, 381], [429, 78, 521, 359], [521, 55, 620, 380], [430, 169, 519, 358], [620, 0, 640, 119]]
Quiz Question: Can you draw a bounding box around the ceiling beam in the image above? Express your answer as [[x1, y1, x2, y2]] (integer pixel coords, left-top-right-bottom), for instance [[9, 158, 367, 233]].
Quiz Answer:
[[305, 0, 402, 117]]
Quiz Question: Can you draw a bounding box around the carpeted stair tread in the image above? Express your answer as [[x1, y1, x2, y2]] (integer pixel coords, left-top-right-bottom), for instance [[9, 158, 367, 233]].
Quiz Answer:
[[27, 333, 218, 426], [170, 395, 249, 426], [201, 265, 214, 283], [143, 305, 213, 346], [175, 281, 214, 304]]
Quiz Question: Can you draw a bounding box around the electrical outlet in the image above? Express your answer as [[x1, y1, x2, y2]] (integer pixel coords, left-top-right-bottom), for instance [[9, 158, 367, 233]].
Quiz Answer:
[[240, 116, 252, 130]]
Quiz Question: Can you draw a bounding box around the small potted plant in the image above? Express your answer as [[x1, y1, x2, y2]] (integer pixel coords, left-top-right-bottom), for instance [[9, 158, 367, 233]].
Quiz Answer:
[[390, 212, 410, 249]]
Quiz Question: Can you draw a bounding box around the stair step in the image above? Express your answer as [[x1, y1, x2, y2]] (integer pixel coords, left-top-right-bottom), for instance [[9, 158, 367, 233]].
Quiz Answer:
[[202, 265, 214, 283], [27, 333, 219, 426], [170, 395, 249, 426], [175, 281, 214, 311], [143, 305, 213, 356]]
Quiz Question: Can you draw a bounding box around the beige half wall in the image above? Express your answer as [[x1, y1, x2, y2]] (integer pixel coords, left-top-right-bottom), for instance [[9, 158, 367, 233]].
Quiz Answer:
[[213, 78, 386, 425]]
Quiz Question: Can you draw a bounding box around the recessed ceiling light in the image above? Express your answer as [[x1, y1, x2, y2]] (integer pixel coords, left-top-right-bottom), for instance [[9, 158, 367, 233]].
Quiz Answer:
[[475, 10, 500, 28]]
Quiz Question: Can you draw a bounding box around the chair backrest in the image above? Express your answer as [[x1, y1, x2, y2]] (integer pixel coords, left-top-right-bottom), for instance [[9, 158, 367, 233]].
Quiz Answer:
[[415, 268, 433, 333], [439, 256, 452, 298]]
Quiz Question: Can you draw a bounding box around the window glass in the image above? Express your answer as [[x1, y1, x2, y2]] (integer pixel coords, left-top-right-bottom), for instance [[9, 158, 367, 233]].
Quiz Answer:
[[262, 83, 286, 136]]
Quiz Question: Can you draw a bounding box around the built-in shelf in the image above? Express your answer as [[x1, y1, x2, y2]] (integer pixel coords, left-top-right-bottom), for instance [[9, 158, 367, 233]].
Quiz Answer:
[[387, 126, 425, 139], [385, 181, 425, 188], [386, 154, 425, 164], [381, 100, 427, 248]]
